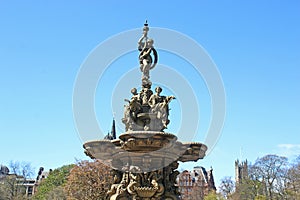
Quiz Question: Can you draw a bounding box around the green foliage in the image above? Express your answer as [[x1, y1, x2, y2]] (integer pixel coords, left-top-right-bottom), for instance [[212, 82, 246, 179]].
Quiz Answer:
[[254, 195, 267, 200], [32, 164, 74, 200], [45, 186, 66, 200], [204, 191, 225, 200]]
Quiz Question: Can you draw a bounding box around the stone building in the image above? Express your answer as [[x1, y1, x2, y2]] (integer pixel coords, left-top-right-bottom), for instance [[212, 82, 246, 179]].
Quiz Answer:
[[23, 178, 37, 197], [0, 165, 50, 197], [235, 159, 248, 185], [0, 164, 36, 197], [177, 166, 216, 200]]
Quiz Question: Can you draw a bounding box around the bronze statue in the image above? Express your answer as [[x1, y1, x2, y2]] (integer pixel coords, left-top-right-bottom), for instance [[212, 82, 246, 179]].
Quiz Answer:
[[138, 22, 158, 86]]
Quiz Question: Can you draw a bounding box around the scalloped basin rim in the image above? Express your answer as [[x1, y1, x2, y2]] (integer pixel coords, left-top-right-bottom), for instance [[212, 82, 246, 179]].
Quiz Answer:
[[182, 142, 208, 148], [83, 139, 118, 148], [119, 131, 177, 140]]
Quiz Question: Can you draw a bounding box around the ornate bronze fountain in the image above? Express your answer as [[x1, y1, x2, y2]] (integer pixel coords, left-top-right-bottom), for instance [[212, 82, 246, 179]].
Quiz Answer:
[[83, 22, 207, 200]]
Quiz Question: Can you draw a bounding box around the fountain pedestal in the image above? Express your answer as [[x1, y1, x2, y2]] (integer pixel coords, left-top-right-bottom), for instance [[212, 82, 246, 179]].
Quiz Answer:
[[84, 131, 207, 200]]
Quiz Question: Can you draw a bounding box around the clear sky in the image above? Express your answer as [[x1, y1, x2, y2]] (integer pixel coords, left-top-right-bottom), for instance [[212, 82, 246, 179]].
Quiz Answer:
[[1, 0, 300, 187]]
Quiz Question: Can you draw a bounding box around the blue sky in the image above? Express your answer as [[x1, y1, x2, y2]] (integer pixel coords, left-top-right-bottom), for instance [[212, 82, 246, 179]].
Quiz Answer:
[[1, 1, 300, 187]]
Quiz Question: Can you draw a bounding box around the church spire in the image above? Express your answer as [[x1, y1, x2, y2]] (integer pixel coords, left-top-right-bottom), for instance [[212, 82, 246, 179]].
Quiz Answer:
[[103, 118, 116, 140], [111, 118, 116, 139]]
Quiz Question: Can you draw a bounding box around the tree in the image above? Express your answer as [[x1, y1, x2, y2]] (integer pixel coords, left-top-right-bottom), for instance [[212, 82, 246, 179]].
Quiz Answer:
[[204, 191, 225, 200], [285, 156, 300, 200], [231, 177, 265, 200], [231, 155, 288, 199], [32, 164, 74, 200], [0, 161, 34, 200], [44, 186, 66, 200], [219, 176, 234, 199], [254, 195, 267, 200], [64, 159, 113, 200], [220, 154, 300, 199], [252, 154, 288, 199]]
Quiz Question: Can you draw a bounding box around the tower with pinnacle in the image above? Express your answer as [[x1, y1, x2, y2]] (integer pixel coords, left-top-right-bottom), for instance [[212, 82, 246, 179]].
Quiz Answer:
[[235, 159, 248, 185]]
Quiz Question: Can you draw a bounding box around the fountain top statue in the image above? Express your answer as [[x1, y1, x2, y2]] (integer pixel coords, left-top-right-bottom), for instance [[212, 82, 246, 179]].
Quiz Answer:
[[137, 21, 158, 87], [122, 22, 175, 132]]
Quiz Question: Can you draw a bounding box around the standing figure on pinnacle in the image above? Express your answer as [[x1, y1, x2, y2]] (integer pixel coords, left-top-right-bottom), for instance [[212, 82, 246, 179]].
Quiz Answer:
[[138, 21, 158, 87]]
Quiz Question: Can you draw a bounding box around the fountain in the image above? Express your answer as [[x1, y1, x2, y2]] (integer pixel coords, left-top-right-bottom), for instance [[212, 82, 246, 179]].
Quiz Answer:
[[83, 22, 207, 200]]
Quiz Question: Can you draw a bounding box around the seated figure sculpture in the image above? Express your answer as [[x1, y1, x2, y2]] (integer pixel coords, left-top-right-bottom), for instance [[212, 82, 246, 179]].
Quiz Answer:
[[122, 86, 175, 132], [123, 88, 142, 131], [148, 86, 175, 130]]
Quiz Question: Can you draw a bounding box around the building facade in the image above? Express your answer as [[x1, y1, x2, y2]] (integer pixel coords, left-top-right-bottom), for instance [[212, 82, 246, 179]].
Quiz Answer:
[[0, 165, 49, 197], [177, 166, 216, 200]]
